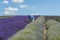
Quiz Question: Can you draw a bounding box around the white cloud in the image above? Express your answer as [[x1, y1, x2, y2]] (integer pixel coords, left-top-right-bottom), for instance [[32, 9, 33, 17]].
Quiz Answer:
[[4, 7, 18, 15], [31, 13, 40, 15], [4, 11, 11, 15], [5, 7, 18, 11], [2, 0, 8, 4], [20, 5, 29, 8], [12, 0, 24, 3]]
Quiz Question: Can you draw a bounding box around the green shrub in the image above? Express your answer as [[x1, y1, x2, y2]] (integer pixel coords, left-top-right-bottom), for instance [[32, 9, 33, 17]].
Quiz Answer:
[[46, 19, 59, 29], [48, 23, 60, 40]]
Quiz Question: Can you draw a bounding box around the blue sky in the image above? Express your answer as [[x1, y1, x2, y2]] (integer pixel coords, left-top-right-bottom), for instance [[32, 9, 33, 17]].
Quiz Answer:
[[0, 0, 60, 16]]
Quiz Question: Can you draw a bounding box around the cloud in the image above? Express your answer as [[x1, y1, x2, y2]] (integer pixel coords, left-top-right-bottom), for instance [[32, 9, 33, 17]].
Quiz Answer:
[[20, 5, 29, 8], [12, 0, 24, 3], [20, 5, 37, 10], [2, 0, 8, 4], [31, 13, 40, 15], [4, 7, 18, 15], [5, 7, 18, 11], [4, 11, 15, 15]]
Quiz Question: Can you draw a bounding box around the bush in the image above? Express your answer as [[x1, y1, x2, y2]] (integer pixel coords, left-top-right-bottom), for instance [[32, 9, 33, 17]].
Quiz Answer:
[[48, 23, 60, 40], [46, 19, 59, 29]]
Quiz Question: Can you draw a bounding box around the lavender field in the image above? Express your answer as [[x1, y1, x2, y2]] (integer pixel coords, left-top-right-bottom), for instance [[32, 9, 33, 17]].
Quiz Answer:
[[0, 16, 39, 40], [0, 16, 60, 40]]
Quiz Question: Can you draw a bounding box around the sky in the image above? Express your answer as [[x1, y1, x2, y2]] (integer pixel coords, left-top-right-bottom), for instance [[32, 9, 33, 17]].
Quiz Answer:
[[0, 0, 60, 16]]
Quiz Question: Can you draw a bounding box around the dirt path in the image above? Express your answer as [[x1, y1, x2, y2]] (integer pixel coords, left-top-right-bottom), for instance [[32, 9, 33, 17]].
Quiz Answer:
[[43, 24, 48, 40]]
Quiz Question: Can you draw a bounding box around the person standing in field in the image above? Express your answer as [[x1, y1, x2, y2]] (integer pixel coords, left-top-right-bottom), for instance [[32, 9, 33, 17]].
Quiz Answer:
[[26, 15, 34, 23]]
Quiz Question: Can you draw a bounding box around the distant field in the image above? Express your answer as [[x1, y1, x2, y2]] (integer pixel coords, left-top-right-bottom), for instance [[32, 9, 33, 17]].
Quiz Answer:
[[45, 16, 60, 22], [0, 16, 12, 19]]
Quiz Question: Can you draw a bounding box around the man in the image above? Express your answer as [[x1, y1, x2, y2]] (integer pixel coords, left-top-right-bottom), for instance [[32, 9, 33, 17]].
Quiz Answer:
[[26, 15, 34, 23]]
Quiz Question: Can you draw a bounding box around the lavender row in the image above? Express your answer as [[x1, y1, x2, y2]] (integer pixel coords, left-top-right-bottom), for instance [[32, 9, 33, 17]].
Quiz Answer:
[[0, 16, 39, 40]]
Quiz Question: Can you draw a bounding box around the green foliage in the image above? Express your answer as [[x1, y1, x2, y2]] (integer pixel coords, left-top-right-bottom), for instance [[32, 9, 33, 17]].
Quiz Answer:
[[48, 23, 60, 40], [46, 19, 59, 29], [8, 16, 45, 40], [0, 16, 11, 18]]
